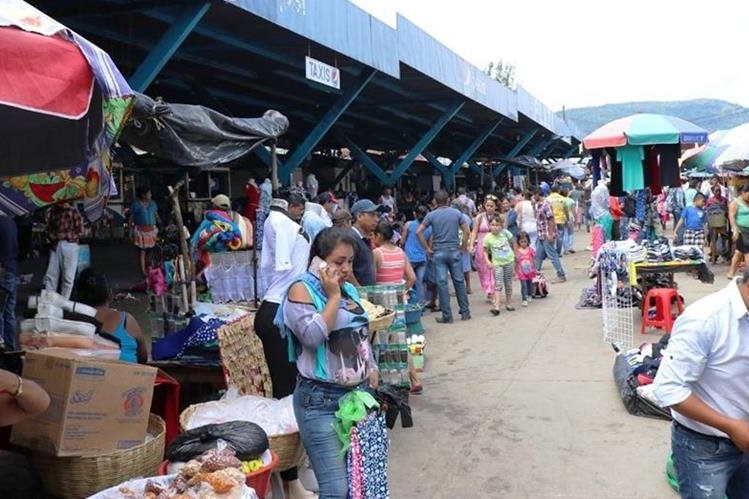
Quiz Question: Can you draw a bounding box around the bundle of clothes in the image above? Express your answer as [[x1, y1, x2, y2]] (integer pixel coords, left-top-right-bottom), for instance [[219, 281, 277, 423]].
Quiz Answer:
[[190, 209, 253, 271], [612, 335, 671, 420]]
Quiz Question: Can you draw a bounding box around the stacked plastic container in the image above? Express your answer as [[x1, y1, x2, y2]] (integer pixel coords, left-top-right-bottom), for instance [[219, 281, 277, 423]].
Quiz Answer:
[[358, 284, 410, 389]]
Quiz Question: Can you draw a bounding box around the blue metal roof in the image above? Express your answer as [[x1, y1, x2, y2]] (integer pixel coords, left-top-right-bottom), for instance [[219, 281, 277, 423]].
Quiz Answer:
[[397, 14, 517, 122], [226, 0, 401, 79]]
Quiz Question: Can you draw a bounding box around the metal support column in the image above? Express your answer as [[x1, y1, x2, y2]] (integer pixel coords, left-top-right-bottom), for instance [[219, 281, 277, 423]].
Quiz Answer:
[[386, 101, 465, 185], [278, 70, 377, 183], [493, 128, 539, 178], [422, 151, 452, 186], [340, 135, 390, 185], [564, 144, 579, 159], [450, 119, 503, 175], [128, 2, 211, 92]]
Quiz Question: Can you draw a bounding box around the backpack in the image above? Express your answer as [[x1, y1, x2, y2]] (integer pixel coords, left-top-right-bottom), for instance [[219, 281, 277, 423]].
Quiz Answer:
[[533, 273, 549, 298]]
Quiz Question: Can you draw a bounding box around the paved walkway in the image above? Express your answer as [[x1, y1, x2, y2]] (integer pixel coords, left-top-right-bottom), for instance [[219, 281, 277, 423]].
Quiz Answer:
[[388, 238, 723, 498]]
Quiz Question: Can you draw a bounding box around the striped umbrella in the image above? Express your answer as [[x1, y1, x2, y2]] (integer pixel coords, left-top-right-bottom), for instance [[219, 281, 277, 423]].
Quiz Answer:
[[681, 123, 749, 172], [583, 113, 709, 149]]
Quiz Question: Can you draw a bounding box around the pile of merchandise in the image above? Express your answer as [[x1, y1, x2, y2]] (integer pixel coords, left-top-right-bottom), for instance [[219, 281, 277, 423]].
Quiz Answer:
[[612, 335, 671, 420]]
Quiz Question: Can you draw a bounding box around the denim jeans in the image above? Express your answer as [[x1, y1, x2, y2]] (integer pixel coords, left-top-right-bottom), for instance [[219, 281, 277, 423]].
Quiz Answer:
[[412, 261, 427, 304], [555, 224, 566, 254], [534, 239, 566, 279], [520, 279, 533, 301], [672, 422, 749, 498], [433, 248, 470, 321], [0, 271, 18, 350], [563, 224, 574, 253], [293, 377, 363, 498], [43, 240, 79, 299]]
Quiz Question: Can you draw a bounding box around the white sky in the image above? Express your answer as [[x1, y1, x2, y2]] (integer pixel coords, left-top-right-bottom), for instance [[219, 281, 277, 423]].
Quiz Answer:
[[351, 0, 749, 111]]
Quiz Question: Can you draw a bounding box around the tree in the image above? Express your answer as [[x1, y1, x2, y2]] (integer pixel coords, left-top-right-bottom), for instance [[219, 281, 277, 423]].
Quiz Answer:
[[484, 60, 516, 89]]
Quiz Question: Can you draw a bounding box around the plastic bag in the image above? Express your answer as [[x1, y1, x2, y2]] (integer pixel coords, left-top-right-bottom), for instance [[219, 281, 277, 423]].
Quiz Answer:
[[612, 353, 670, 420], [166, 421, 269, 462], [183, 392, 298, 436]]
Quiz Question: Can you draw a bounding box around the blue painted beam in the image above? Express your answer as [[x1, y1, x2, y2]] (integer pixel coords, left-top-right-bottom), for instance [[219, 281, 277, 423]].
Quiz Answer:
[[421, 151, 451, 177], [278, 69, 377, 183], [564, 144, 579, 159], [340, 135, 390, 185], [387, 101, 465, 185], [493, 129, 539, 178], [468, 160, 484, 175], [449, 119, 503, 174], [129, 2, 211, 92], [526, 137, 554, 158], [253, 145, 276, 168]]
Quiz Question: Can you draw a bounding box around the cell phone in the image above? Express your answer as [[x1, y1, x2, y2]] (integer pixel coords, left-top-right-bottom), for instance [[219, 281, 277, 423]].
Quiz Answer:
[[309, 256, 326, 278]]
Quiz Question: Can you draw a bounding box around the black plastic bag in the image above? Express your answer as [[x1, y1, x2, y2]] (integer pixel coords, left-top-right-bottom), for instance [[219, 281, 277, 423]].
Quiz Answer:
[[375, 385, 413, 429], [612, 354, 670, 420], [167, 421, 269, 462]]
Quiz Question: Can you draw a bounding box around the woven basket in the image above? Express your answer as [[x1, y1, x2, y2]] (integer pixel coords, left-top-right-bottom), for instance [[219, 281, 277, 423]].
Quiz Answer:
[[180, 405, 303, 473], [268, 432, 304, 472], [369, 310, 395, 333], [31, 414, 166, 499]]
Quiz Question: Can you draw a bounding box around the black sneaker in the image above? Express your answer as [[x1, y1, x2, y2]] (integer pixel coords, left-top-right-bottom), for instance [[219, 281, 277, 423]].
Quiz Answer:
[[460, 314, 472, 321], [490, 309, 500, 316], [435, 317, 453, 324]]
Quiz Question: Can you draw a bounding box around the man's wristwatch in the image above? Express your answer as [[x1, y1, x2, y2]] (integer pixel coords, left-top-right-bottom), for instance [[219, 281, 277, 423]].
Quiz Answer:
[[12, 375, 23, 398]]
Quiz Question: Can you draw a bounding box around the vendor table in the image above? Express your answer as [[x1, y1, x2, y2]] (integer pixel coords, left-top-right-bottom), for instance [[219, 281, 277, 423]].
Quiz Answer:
[[630, 260, 712, 300]]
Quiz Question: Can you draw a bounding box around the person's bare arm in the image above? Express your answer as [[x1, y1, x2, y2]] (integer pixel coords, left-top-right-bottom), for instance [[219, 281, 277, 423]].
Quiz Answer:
[[468, 214, 480, 252], [400, 222, 410, 248], [404, 259, 416, 290], [671, 394, 749, 452], [0, 369, 50, 427], [673, 215, 684, 235], [416, 222, 432, 257], [729, 201, 739, 240], [373, 249, 383, 273], [460, 222, 469, 251], [125, 313, 149, 364]]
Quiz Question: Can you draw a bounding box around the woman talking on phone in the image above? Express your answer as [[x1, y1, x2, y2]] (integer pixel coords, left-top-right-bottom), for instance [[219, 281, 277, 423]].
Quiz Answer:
[[275, 227, 378, 498]]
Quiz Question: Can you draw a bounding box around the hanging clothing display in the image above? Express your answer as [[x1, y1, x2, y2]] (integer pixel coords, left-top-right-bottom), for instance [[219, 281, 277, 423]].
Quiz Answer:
[[655, 144, 682, 187], [644, 147, 661, 195], [606, 148, 625, 196], [617, 145, 645, 192]]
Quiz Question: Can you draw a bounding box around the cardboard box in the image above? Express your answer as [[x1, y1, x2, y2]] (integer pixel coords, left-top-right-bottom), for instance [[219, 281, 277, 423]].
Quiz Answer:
[[11, 349, 157, 456]]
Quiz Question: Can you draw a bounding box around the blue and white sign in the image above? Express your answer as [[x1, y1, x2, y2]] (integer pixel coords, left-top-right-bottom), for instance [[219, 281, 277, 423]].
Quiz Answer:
[[305, 56, 340, 90]]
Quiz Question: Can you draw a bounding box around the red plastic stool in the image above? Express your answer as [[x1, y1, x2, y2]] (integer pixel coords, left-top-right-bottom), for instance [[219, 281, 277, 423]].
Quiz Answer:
[[641, 288, 684, 334]]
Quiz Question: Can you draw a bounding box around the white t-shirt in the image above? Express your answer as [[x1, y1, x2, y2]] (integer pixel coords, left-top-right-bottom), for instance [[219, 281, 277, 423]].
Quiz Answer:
[[260, 210, 311, 304]]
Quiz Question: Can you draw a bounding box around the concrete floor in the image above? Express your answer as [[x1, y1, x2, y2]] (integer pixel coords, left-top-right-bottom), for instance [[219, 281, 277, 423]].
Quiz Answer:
[[387, 237, 724, 498]]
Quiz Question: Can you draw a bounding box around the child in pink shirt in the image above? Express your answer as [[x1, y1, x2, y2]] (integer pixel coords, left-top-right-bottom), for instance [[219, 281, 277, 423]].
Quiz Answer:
[[515, 231, 536, 306]]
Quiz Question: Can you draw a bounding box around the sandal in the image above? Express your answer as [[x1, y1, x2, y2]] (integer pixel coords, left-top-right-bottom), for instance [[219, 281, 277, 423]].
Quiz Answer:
[[505, 305, 515, 311], [490, 308, 500, 316]]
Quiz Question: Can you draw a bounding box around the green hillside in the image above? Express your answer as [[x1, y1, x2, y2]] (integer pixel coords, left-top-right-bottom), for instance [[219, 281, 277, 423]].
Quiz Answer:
[[562, 99, 749, 136]]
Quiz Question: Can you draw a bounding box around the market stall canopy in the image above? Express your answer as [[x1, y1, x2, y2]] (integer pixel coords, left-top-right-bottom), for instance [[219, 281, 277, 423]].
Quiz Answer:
[[681, 123, 749, 172], [549, 159, 587, 179], [119, 93, 289, 168], [0, 0, 133, 220], [583, 113, 709, 150]]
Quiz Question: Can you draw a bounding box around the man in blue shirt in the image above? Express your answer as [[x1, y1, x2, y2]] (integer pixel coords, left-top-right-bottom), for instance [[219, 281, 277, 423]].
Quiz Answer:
[[654, 273, 749, 497], [417, 190, 471, 323], [674, 192, 706, 248], [0, 216, 19, 350]]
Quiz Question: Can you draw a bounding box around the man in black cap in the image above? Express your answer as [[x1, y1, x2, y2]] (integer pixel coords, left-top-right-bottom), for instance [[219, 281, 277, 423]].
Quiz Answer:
[[349, 199, 380, 286]]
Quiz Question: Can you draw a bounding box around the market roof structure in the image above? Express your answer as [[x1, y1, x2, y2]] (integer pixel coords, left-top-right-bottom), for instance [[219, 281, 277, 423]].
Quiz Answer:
[[34, 0, 583, 186]]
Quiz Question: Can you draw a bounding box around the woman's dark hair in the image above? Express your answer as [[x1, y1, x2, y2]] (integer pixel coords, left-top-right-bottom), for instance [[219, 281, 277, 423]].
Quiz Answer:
[[75, 268, 111, 307], [136, 186, 151, 200], [415, 205, 428, 221], [309, 227, 358, 264], [374, 220, 395, 241]]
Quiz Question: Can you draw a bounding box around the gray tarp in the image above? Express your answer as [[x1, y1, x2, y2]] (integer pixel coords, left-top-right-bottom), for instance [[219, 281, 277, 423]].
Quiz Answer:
[[119, 92, 289, 167]]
